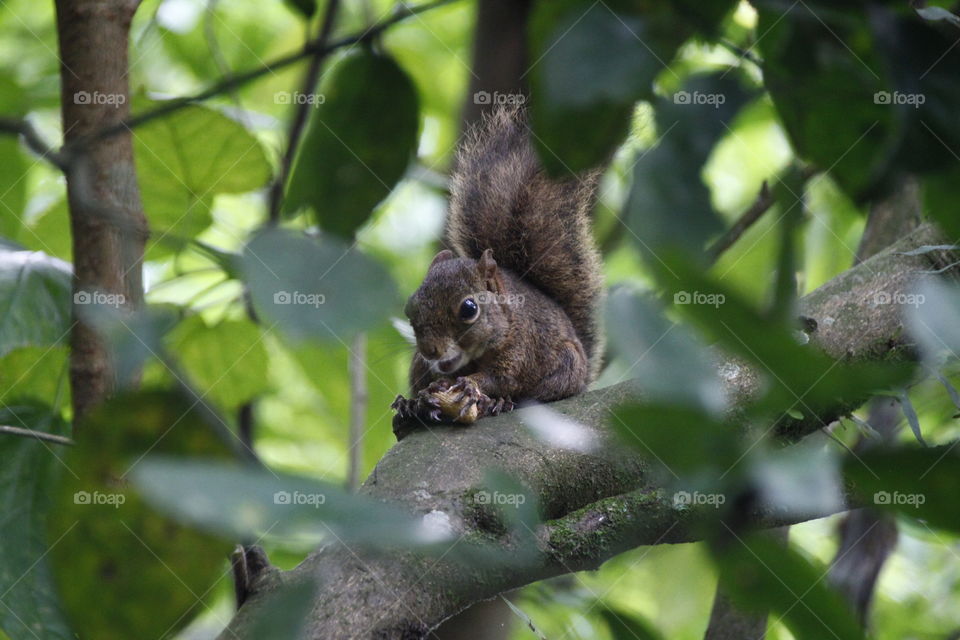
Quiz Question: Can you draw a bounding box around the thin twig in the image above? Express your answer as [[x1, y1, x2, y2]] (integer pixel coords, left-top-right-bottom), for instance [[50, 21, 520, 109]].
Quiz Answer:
[[69, 0, 458, 153], [719, 38, 763, 66], [348, 331, 368, 491], [267, 0, 341, 224], [707, 180, 775, 265], [0, 117, 68, 169], [0, 425, 74, 446]]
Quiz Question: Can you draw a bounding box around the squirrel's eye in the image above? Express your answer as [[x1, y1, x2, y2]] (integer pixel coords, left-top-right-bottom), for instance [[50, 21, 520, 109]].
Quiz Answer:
[[459, 298, 479, 323]]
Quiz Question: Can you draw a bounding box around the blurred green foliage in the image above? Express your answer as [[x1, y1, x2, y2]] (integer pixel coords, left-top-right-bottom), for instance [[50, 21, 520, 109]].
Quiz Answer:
[[1, 0, 960, 638]]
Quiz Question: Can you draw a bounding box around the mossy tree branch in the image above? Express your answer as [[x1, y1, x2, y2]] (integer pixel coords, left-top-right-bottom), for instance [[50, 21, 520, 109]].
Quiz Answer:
[[218, 224, 956, 639]]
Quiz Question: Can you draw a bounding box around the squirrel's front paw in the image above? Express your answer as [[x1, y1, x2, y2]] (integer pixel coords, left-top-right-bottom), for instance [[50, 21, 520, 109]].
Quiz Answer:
[[434, 377, 514, 424], [391, 393, 441, 422]]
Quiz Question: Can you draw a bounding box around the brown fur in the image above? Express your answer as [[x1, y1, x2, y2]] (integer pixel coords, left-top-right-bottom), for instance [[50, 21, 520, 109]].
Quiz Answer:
[[445, 107, 604, 374], [395, 107, 603, 423]]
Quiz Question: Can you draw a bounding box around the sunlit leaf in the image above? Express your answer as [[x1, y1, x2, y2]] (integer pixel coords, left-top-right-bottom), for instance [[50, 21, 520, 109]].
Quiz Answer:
[[135, 102, 271, 246], [167, 315, 269, 409]]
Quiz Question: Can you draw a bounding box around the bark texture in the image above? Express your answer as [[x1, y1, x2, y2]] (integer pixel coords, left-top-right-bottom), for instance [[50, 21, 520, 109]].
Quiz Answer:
[[218, 224, 955, 639], [54, 0, 147, 421]]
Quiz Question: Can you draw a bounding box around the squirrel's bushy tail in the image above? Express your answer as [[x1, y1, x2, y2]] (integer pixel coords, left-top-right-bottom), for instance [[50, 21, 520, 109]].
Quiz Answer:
[[446, 106, 604, 376]]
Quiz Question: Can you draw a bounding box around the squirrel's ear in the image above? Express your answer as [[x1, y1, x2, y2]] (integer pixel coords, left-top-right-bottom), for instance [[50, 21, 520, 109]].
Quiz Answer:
[[428, 249, 454, 270], [478, 249, 503, 292]]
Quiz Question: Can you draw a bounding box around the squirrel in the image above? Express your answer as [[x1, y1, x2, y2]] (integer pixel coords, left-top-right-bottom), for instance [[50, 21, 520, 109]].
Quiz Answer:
[[391, 106, 604, 430]]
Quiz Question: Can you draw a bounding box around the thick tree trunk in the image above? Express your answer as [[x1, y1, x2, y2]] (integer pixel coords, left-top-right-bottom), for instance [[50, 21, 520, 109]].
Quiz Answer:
[[54, 0, 147, 421], [217, 225, 956, 639]]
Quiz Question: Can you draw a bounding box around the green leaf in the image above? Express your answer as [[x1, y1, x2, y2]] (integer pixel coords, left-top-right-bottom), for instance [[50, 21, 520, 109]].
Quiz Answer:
[[283, 0, 316, 19], [130, 457, 454, 549], [672, 0, 739, 38], [922, 166, 960, 242], [0, 137, 27, 240], [0, 405, 73, 640], [624, 72, 755, 261], [652, 257, 913, 416], [76, 304, 180, 387], [134, 103, 271, 246], [598, 606, 664, 640], [528, 1, 737, 175], [248, 579, 317, 639], [167, 316, 269, 409], [611, 403, 741, 480], [24, 198, 71, 261], [529, 1, 665, 175], [0, 346, 69, 408], [915, 6, 960, 28], [241, 228, 399, 342], [843, 446, 960, 533], [711, 533, 864, 640], [906, 278, 960, 359], [47, 390, 233, 640], [757, 2, 960, 200], [755, 1, 892, 199], [284, 49, 420, 238], [605, 286, 724, 412], [0, 76, 27, 241], [0, 247, 71, 358]]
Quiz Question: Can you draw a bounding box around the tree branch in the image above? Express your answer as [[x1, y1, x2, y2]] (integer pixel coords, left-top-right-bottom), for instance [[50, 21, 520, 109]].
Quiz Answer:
[[218, 223, 954, 638]]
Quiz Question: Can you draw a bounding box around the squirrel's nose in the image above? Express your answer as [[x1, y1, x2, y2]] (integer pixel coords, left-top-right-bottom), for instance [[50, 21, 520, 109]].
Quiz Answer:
[[420, 344, 442, 360]]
